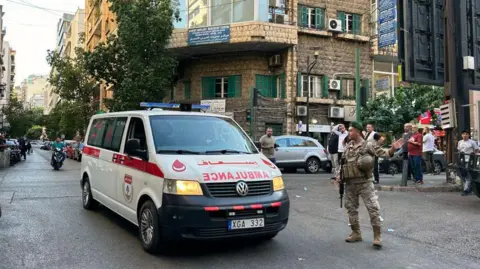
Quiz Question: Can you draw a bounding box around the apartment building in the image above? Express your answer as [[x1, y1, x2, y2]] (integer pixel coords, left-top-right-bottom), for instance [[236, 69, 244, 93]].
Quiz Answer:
[[1, 41, 15, 105], [21, 75, 48, 109], [0, 5, 5, 99], [46, 9, 85, 114], [168, 0, 373, 141], [85, 0, 117, 107]]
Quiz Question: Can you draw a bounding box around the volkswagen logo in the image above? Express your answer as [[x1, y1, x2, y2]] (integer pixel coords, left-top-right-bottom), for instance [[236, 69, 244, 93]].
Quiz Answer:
[[235, 181, 249, 196]]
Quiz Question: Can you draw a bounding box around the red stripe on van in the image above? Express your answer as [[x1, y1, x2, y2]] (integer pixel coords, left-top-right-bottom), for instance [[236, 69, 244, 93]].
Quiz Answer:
[[83, 146, 100, 158]]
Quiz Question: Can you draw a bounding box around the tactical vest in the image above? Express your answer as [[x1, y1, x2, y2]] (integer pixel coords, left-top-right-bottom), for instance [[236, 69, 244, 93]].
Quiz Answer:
[[341, 141, 374, 183]]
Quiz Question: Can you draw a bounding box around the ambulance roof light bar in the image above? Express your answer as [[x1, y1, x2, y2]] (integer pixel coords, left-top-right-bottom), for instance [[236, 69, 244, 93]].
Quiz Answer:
[[140, 102, 210, 112]]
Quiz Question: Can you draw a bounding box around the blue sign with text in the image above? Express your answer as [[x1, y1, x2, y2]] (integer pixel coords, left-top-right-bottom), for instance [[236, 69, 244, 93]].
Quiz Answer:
[[379, 0, 395, 11], [378, 0, 397, 49], [188, 25, 231, 46], [379, 8, 396, 24]]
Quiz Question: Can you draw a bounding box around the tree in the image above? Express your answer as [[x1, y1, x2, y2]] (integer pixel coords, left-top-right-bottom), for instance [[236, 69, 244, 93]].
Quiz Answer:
[[361, 84, 445, 135], [44, 101, 83, 139], [84, 0, 180, 111], [46, 47, 99, 134], [26, 125, 43, 139]]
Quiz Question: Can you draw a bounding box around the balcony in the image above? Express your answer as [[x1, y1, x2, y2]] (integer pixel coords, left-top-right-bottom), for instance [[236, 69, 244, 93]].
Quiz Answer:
[[169, 22, 297, 60]]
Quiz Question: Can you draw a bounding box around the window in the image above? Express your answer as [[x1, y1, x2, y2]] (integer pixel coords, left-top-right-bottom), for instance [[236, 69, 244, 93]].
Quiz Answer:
[[276, 138, 288, 147], [211, 0, 231, 25], [342, 79, 356, 99], [300, 75, 322, 98], [256, 74, 285, 98], [304, 140, 318, 147], [233, 0, 254, 22], [88, 118, 109, 147], [102, 118, 127, 152], [150, 115, 258, 154], [202, 75, 241, 99], [337, 12, 362, 34], [184, 80, 191, 99], [125, 117, 147, 151], [298, 5, 325, 30], [371, 0, 378, 36], [289, 138, 307, 147]]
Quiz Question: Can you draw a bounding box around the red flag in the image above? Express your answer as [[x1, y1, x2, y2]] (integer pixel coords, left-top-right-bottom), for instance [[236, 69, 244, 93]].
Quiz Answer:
[[418, 111, 431, 124]]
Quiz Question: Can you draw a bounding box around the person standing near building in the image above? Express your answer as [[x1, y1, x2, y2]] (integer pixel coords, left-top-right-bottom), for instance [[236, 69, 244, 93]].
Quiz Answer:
[[333, 124, 348, 179], [259, 128, 278, 164], [403, 123, 414, 180], [408, 125, 423, 184], [339, 121, 404, 249], [457, 130, 479, 196], [328, 131, 339, 180], [365, 123, 383, 184], [422, 127, 436, 175]]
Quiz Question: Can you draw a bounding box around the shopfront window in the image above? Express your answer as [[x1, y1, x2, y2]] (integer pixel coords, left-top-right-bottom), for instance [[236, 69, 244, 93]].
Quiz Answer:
[[233, 0, 254, 22]]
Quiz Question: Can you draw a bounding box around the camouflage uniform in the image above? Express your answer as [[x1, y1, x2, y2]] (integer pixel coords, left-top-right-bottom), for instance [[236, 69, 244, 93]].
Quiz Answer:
[[341, 138, 392, 248]]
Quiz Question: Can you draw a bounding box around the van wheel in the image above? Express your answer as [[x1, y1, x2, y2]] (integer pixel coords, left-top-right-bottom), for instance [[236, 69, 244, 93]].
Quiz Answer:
[[82, 177, 98, 210], [139, 200, 165, 253], [305, 157, 320, 174]]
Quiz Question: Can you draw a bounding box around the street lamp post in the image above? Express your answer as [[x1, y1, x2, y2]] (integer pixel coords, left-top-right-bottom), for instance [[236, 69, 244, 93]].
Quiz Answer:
[[306, 50, 319, 136]]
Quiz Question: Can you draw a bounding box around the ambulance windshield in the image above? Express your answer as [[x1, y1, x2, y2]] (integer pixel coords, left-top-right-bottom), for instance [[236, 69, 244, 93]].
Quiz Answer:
[[150, 115, 258, 155]]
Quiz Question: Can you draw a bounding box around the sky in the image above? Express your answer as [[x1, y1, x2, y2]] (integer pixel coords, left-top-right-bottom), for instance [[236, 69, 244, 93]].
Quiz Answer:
[[0, 0, 84, 86]]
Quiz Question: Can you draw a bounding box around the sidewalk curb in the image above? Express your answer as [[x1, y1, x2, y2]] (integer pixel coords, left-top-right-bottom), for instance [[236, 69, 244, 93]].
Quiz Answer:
[[375, 184, 462, 192]]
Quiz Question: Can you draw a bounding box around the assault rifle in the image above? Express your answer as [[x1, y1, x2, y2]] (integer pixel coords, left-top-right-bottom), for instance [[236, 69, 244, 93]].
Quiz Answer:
[[339, 158, 345, 208]]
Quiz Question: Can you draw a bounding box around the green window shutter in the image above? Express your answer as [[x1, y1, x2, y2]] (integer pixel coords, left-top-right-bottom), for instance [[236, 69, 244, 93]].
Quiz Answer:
[[363, 79, 370, 101], [271, 75, 278, 98], [201, 77, 215, 99], [184, 80, 191, 99], [315, 8, 325, 29], [279, 73, 286, 99], [301, 6, 308, 27], [337, 12, 346, 32], [297, 5, 302, 26], [339, 78, 343, 99], [297, 72, 302, 97], [353, 14, 361, 34], [227, 75, 241, 98], [322, 76, 329, 98], [256, 74, 273, 97]]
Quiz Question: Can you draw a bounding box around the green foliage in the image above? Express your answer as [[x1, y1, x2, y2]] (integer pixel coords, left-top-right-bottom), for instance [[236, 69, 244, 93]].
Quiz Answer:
[[44, 101, 84, 140], [26, 125, 43, 139], [83, 0, 179, 111], [1, 94, 46, 138], [46, 47, 99, 133], [361, 84, 445, 135]]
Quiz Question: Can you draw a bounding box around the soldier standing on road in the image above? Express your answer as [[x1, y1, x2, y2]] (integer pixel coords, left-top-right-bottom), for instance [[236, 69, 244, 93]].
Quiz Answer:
[[259, 128, 278, 164], [339, 121, 404, 249]]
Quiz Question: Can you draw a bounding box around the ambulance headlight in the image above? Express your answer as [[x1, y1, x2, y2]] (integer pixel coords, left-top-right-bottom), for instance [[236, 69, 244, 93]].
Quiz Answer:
[[273, 176, 285, 191], [163, 179, 203, 196]]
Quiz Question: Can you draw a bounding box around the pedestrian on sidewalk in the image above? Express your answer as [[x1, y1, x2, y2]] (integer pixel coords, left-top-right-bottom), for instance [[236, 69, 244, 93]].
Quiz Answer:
[[422, 127, 436, 175], [259, 128, 278, 164], [457, 130, 479, 196], [26, 140, 32, 155], [364, 123, 383, 184], [328, 130, 339, 180], [333, 124, 348, 180], [403, 124, 414, 180], [408, 125, 423, 184], [18, 137, 26, 160], [338, 121, 404, 249]]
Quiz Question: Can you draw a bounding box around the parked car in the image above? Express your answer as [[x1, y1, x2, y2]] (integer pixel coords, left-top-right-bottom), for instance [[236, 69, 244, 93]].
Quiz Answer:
[[65, 142, 76, 159], [379, 148, 446, 175], [40, 142, 51, 150], [261, 135, 330, 174]]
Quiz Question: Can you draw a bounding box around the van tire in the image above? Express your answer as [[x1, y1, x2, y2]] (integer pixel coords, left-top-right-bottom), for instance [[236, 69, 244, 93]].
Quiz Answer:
[[139, 200, 165, 254], [82, 177, 99, 210]]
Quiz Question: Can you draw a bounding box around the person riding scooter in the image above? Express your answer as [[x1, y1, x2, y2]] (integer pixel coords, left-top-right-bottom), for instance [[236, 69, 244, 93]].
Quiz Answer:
[[51, 137, 66, 164]]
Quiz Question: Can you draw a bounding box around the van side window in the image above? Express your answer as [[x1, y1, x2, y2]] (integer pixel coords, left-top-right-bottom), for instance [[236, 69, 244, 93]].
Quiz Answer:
[[102, 117, 127, 152], [88, 119, 108, 147], [125, 117, 147, 151]]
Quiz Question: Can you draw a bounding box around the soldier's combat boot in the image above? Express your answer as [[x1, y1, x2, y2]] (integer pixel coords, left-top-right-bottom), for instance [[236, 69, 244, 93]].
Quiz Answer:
[[372, 226, 382, 249], [345, 224, 362, 243]]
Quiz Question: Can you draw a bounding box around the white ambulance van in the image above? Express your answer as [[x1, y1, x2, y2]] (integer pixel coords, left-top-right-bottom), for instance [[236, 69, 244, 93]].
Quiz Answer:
[[80, 102, 290, 253]]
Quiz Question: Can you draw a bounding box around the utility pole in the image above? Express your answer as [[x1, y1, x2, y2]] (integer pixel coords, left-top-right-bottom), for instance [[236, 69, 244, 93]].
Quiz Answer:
[[355, 48, 361, 122]]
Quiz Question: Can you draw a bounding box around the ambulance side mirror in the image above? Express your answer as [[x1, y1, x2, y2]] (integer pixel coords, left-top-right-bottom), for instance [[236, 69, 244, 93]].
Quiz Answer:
[[125, 138, 148, 161]]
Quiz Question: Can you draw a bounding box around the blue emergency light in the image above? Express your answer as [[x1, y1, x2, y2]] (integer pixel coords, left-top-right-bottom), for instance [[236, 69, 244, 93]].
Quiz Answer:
[[140, 102, 210, 111]]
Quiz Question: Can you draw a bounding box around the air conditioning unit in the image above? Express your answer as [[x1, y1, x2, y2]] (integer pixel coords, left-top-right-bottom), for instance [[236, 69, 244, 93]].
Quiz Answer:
[[328, 106, 345, 118], [297, 105, 307, 116], [269, 54, 282, 67], [328, 19, 343, 32], [329, 80, 341, 90], [271, 14, 287, 24]]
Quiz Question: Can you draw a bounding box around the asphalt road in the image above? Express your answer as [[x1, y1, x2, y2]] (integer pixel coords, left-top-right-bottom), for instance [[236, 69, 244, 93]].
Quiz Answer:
[[1, 148, 479, 269]]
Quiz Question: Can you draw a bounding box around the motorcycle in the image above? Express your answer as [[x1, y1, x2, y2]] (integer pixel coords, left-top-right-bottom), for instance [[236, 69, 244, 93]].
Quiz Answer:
[[51, 147, 65, 170]]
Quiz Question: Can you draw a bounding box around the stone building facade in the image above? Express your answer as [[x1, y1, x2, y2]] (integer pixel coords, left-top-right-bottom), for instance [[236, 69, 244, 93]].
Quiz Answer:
[[168, 0, 373, 142]]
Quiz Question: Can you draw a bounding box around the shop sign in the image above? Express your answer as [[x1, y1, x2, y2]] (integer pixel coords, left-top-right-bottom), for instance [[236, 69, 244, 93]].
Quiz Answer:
[[201, 99, 226, 113], [188, 25, 230, 46], [296, 124, 331, 133], [344, 106, 356, 122]]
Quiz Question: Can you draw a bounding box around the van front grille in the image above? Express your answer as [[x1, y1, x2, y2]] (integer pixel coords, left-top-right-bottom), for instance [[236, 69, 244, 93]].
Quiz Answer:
[[205, 181, 272, 198]]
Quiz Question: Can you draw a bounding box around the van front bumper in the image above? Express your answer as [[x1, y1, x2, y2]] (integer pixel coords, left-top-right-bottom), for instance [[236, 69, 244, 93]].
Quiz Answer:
[[158, 190, 289, 240]]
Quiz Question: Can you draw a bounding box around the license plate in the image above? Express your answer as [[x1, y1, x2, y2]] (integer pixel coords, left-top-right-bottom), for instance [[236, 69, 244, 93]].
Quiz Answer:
[[228, 218, 264, 230]]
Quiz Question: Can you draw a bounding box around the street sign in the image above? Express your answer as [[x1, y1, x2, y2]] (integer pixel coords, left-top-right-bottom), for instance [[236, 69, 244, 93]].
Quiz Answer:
[[378, 0, 397, 49], [375, 78, 390, 90], [440, 103, 455, 129]]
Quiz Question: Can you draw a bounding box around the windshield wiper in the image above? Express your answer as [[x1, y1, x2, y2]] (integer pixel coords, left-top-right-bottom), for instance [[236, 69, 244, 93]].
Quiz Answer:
[[205, 149, 252, 154], [157, 149, 202, 155]]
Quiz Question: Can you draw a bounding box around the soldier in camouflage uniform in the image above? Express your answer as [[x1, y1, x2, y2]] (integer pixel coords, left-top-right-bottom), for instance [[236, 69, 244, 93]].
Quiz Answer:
[[339, 121, 404, 249]]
